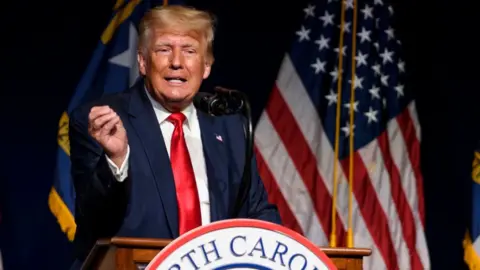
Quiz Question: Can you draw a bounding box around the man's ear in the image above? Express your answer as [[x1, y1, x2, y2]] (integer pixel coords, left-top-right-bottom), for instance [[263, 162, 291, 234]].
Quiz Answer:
[[203, 62, 212, 79], [138, 51, 147, 76]]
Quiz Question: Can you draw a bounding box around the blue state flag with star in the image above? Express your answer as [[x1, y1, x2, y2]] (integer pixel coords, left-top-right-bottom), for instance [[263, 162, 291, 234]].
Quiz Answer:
[[49, 0, 184, 241], [464, 142, 480, 269]]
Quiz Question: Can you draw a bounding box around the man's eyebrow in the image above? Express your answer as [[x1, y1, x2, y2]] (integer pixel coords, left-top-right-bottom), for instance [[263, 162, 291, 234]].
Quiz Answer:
[[153, 43, 198, 48], [154, 42, 171, 47]]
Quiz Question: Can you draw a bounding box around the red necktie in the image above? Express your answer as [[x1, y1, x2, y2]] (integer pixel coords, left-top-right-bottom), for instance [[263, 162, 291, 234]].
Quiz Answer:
[[167, 112, 202, 235]]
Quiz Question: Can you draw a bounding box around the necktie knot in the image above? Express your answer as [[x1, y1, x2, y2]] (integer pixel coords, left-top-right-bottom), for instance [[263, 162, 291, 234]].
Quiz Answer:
[[167, 112, 186, 126]]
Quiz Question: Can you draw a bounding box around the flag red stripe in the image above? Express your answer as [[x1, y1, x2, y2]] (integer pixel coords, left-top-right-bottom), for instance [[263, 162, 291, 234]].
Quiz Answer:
[[376, 131, 423, 270], [266, 84, 346, 244], [340, 153, 399, 270], [255, 146, 304, 235], [396, 109, 425, 227]]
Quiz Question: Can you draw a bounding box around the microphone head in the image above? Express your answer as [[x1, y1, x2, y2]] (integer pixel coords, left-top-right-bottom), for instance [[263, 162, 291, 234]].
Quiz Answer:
[[214, 86, 235, 93], [193, 89, 244, 116], [194, 91, 212, 100], [193, 92, 216, 115], [193, 91, 212, 105]]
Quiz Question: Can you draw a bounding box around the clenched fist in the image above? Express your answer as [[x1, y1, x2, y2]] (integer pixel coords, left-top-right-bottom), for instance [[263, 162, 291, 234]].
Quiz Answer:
[[88, 106, 128, 167]]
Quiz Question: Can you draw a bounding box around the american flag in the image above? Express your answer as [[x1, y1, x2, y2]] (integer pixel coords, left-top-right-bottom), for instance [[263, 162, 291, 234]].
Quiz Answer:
[[254, 0, 430, 269]]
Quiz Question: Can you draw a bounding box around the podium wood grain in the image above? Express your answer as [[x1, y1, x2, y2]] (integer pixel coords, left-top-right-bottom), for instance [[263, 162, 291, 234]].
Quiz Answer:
[[322, 247, 372, 270], [81, 237, 371, 270]]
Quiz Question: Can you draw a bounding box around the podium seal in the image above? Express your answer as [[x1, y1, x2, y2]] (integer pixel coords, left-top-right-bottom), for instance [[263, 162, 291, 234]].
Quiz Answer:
[[146, 219, 336, 270]]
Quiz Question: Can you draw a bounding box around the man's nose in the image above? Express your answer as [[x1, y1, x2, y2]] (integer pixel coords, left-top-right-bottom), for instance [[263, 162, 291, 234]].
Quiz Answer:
[[170, 49, 184, 69]]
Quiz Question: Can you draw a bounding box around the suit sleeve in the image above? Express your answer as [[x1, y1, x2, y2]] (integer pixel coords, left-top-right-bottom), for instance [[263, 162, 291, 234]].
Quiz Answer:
[[245, 153, 282, 224], [231, 115, 282, 224], [69, 107, 129, 244]]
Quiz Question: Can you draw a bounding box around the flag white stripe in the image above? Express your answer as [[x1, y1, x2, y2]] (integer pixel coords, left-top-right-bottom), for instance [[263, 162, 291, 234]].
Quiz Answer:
[[407, 102, 421, 142], [255, 112, 328, 245], [409, 106, 431, 269], [358, 139, 410, 268], [388, 117, 420, 220], [389, 117, 431, 269], [416, 221, 431, 269]]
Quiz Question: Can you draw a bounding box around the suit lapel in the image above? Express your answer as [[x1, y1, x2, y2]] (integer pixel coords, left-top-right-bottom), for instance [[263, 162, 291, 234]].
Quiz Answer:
[[127, 84, 179, 238], [197, 112, 229, 222]]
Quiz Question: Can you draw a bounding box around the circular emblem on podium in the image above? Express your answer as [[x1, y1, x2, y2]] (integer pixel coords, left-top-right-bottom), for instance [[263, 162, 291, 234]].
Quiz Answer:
[[146, 219, 336, 270]]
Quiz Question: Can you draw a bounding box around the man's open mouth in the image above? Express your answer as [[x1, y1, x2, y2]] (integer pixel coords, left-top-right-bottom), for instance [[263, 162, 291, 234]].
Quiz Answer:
[[164, 76, 187, 84]]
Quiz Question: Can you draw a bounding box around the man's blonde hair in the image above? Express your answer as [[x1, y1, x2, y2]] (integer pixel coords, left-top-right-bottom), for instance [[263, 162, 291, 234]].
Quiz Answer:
[[138, 5, 216, 64]]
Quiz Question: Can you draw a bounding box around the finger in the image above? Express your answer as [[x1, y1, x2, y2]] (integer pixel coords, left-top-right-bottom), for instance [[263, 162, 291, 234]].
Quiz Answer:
[[89, 106, 111, 121], [115, 117, 125, 129], [89, 106, 112, 121], [113, 120, 126, 135], [90, 112, 117, 130], [99, 116, 120, 137]]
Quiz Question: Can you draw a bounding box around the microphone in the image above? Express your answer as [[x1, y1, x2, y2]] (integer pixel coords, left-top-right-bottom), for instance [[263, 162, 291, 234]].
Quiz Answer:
[[193, 88, 244, 116], [194, 87, 253, 219], [193, 92, 217, 114]]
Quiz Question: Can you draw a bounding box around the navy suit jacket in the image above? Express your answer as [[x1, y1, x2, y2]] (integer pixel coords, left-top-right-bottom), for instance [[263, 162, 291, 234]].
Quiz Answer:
[[68, 80, 281, 262]]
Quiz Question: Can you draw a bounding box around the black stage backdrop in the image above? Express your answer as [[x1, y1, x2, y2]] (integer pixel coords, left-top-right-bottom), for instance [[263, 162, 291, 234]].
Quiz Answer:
[[0, 0, 479, 269]]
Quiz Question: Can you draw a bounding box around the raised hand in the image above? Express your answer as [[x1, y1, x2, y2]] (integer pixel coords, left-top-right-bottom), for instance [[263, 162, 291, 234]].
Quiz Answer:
[[88, 106, 128, 167]]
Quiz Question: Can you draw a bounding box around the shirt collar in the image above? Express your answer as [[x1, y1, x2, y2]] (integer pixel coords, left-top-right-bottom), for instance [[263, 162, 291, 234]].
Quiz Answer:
[[144, 86, 196, 129]]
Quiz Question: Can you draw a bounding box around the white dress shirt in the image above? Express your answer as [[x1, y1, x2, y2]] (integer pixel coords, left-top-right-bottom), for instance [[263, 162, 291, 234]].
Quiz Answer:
[[105, 89, 211, 225]]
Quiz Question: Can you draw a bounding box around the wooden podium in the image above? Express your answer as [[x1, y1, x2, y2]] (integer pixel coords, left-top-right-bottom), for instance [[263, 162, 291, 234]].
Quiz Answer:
[[81, 237, 371, 270]]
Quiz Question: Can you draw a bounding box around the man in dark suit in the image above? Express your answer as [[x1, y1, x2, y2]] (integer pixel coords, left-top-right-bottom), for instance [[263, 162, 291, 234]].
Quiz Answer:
[[68, 4, 281, 266]]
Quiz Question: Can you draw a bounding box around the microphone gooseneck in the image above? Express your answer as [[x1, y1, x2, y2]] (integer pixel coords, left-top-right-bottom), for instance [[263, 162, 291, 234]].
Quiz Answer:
[[193, 87, 253, 219]]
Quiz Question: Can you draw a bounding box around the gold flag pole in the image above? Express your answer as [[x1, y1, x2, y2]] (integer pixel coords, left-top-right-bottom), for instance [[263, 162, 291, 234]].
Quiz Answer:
[[331, 0, 347, 248], [347, 0, 358, 249]]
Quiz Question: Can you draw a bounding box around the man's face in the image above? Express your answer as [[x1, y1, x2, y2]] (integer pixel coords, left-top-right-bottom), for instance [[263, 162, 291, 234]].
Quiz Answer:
[[138, 28, 211, 111]]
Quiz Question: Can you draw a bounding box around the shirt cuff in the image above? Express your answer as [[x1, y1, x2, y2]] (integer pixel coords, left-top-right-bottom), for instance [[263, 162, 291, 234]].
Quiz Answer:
[[105, 145, 130, 182]]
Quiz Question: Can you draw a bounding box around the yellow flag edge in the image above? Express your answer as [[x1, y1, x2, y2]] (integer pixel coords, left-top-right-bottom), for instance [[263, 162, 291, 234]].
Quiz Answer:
[[464, 231, 480, 269]]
